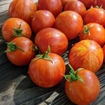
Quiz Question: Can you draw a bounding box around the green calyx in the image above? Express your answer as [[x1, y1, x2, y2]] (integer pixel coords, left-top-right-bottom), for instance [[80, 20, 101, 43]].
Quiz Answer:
[[32, 46, 53, 63], [96, 5, 103, 9], [82, 25, 93, 36], [5, 42, 24, 52], [64, 64, 84, 83], [11, 24, 25, 37], [32, 45, 39, 52]]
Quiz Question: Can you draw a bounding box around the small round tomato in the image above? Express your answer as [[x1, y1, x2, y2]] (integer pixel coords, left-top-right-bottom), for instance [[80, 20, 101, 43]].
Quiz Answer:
[[38, 0, 63, 16], [28, 52, 65, 88], [31, 10, 55, 33], [6, 37, 35, 66], [94, 0, 105, 9], [35, 28, 68, 55], [2, 18, 32, 42], [103, 45, 105, 62], [8, 0, 37, 24], [79, 23, 105, 46], [69, 40, 104, 73], [65, 67, 100, 105], [79, 0, 94, 8], [61, 0, 71, 6], [55, 11, 83, 40], [64, 0, 86, 17], [83, 8, 105, 26]]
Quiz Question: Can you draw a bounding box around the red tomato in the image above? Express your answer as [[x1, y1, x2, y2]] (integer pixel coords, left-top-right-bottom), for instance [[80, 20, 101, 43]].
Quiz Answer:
[[8, 0, 37, 24], [79, 0, 94, 8], [6, 37, 35, 66], [2, 18, 32, 42], [79, 23, 105, 46], [28, 53, 65, 88], [83, 8, 105, 26], [69, 40, 104, 73], [35, 28, 68, 55], [65, 69, 100, 105], [103, 45, 105, 63], [38, 0, 63, 16], [55, 11, 83, 40], [94, 0, 105, 9], [64, 0, 86, 17], [31, 10, 55, 33], [61, 0, 71, 6]]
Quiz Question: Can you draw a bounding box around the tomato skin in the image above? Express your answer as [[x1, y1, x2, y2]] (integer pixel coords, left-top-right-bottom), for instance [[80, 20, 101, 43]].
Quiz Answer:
[[83, 8, 105, 26], [79, 0, 94, 8], [65, 69, 100, 105], [38, 0, 63, 16], [80, 23, 105, 46], [2, 18, 32, 42], [6, 37, 35, 66], [61, 0, 71, 6], [28, 53, 65, 88], [35, 28, 68, 55], [8, 0, 37, 24], [64, 0, 86, 17], [103, 45, 105, 63], [94, 0, 105, 9], [69, 40, 104, 73], [31, 10, 55, 33], [55, 11, 83, 40]]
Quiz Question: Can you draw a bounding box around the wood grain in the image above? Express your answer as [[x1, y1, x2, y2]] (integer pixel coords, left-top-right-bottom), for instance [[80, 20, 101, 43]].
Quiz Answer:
[[0, 0, 105, 105]]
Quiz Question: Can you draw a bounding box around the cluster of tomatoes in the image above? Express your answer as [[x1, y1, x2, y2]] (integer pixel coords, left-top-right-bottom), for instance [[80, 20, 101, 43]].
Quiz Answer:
[[1, 0, 105, 105]]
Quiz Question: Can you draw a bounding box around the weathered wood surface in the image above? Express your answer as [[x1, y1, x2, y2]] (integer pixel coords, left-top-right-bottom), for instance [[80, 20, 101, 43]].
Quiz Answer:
[[0, 0, 105, 105]]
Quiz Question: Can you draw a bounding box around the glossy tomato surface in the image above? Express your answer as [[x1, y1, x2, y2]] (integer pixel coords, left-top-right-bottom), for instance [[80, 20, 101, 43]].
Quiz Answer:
[[38, 0, 63, 16], [6, 37, 35, 66], [103, 45, 105, 63], [79, 23, 105, 46], [28, 53, 65, 88], [79, 0, 94, 8], [65, 69, 100, 105], [8, 0, 37, 24], [61, 0, 71, 6], [31, 10, 55, 33], [69, 40, 104, 73], [55, 11, 83, 40], [94, 0, 105, 9], [83, 8, 105, 26], [64, 0, 86, 17], [2, 18, 32, 42], [35, 28, 68, 55]]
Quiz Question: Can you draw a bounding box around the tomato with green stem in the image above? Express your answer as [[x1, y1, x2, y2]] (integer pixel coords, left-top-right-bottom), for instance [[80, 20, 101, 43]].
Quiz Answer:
[[6, 37, 35, 66], [69, 40, 104, 73], [79, 23, 105, 46], [28, 46, 66, 88], [35, 28, 68, 55], [94, 0, 105, 9], [2, 18, 32, 42], [65, 64, 100, 105]]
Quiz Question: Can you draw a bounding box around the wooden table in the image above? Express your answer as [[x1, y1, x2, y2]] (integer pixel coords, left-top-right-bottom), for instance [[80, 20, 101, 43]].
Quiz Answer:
[[0, 0, 105, 105]]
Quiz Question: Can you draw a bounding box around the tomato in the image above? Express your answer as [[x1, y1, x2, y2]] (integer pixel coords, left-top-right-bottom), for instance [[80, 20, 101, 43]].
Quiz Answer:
[[55, 11, 83, 40], [8, 0, 37, 24], [31, 10, 55, 33], [94, 0, 105, 9], [2, 18, 32, 42], [79, 0, 94, 8], [64, 0, 86, 17], [61, 0, 71, 6], [103, 45, 105, 63], [6, 37, 35, 66], [65, 66, 100, 105], [35, 28, 68, 55], [79, 23, 105, 46], [83, 8, 105, 26], [38, 0, 63, 16], [28, 51, 65, 88], [69, 40, 104, 73]]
